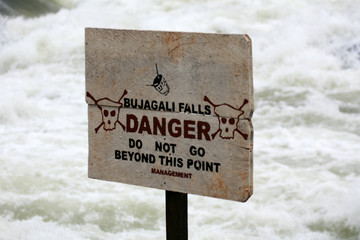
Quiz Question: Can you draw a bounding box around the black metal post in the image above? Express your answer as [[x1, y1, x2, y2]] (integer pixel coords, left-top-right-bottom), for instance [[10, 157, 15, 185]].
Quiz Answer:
[[166, 190, 188, 240]]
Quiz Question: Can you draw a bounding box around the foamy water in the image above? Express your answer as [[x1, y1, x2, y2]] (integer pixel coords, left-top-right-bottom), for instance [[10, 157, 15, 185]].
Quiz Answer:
[[1, 0, 360, 239]]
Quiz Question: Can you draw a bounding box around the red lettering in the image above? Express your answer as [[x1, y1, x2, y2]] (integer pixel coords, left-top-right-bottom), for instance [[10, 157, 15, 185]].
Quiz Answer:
[[197, 121, 211, 141], [138, 115, 152, 134], [126, 114, 138, 132], [183, 120, 195, 139], [168, 119, 181, 138], [153, 117, 166, 136], [126, 114, 211, 141]]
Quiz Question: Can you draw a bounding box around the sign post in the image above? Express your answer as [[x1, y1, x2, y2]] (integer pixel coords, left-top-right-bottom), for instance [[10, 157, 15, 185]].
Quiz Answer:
[[85, 28, 253, 238], [166, 191, 187, 240]]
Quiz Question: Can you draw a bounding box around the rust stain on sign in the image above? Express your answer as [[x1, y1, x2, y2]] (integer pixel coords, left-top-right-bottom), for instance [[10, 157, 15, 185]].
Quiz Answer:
[[85, 28, 253, 202], [216, 176, 229, 196]]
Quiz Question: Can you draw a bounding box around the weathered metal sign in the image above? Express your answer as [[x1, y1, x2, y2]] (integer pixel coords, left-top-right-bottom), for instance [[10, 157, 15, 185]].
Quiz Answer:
[[85, 28, 253, 202]]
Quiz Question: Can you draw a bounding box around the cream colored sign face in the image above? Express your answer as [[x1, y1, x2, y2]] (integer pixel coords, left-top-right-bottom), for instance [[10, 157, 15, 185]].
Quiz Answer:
[[85, 28, 253, 202]]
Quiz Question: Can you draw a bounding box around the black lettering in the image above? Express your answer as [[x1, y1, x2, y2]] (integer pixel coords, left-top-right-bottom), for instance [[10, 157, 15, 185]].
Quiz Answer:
[[131, 99, 138, 108], [166, 102, 172, 112], [163, 143, 170, 152], [184, 104, 191, 113], [186, 159, 221, 172], [123, 98, 130, 108], [159, 155, 165, 165], [128, 151, 134, 160], [198, 147, 205, 157], [214, 163, 221, 172], [155, 141, 162, 152], [149, 154, 156, 164], [169, 143, 176, 153], [189, 146, 196, 156], [205, 105, 211, 115], [179, 102, 184, 112], [121, 151, 127, 160], [158, 101, 165, 111], [189, 145, 205, 157], [151, 100, 158, 110], [205, 161, 213, 171], [129, 138, 135, 148], [165, 156, 173, 166], [143, 100, 151, 110], [155, 141, 177, 153], [194, 160, 201, 170], [187, 159, 193, 169], [191, 104, 198, 114], [138, 99, 143, 109], [177, 158, 183, 168], [129, 138, 142, 149], [198, 104, 204, 115], [115, 150, 121, 159]]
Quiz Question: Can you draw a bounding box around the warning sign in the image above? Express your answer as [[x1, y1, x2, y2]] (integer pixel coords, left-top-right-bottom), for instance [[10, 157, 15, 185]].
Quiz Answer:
[[85, 28, 253, 202]]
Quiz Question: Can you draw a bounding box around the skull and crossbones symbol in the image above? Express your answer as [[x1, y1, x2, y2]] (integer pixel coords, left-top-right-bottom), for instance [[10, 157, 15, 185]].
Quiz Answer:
[[204, 96, 248, 140], [86, 90, 128, 133]]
